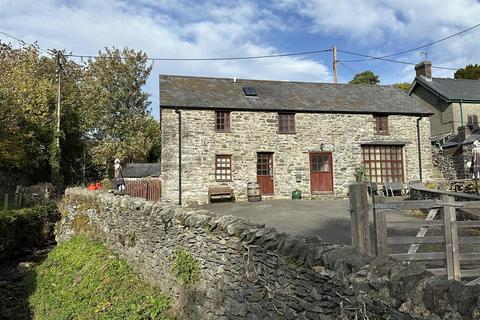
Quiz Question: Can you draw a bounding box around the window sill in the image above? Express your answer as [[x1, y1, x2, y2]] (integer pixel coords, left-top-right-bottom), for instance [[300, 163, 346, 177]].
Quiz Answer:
[[215, 130, 231, 133], [374, 132, 389, 136], [277, 132, 296, 135]]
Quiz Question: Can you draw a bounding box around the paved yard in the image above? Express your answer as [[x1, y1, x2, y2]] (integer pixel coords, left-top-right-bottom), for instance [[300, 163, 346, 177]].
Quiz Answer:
[[196, 199, 420, 245]]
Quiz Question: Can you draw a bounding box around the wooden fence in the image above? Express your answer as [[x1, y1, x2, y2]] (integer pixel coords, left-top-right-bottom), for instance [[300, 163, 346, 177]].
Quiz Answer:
[[349, 183, 480, 285], [124, 178, 161, 202], [0, 186, 26, 211]]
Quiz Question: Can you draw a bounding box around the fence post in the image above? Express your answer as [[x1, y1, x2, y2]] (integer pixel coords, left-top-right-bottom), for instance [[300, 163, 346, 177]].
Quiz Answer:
[[441, 195, 460, 280], [442, 194, 460, 281], [349, 183, 370, 255], [373, 195, 388, 257], [3, 194, 8, 210], [14, 185, 21, 209]]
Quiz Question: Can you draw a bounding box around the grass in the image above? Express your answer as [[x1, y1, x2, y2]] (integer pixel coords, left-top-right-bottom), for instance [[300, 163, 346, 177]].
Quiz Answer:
[[25, 236, 174, 320]]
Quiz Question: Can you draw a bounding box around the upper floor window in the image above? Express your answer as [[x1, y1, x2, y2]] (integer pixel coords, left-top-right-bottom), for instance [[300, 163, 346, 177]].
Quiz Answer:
[[374, 115, 389, 135], [216, 111, 230, 132], [278, 113, 296, 134]]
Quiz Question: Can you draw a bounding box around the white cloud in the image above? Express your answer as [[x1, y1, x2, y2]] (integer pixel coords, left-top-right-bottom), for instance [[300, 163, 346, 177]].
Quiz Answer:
[[278, 0, 480, 81], [0, 0, 332, 118]]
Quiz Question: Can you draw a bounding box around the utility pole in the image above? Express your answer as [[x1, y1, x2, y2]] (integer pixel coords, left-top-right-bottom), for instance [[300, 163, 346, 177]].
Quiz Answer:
[[50, 50, 63, 187], [332, 46, 338, 84]]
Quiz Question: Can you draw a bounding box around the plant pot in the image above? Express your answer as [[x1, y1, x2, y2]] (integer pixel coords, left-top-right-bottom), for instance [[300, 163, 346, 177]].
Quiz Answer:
[[291, 190, 302, 199]]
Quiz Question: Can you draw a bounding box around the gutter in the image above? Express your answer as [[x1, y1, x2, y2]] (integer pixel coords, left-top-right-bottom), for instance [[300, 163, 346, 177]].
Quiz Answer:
[[416, 117, 423, 182], [175, 108, 182, 206]]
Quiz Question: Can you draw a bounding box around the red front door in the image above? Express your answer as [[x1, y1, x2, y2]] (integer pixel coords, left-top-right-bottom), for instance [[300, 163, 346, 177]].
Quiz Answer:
[[257, 152, 274, 195], [310, 152, 333, 193]]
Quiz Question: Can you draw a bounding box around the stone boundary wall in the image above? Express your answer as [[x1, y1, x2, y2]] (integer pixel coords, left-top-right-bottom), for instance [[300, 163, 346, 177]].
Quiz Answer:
[[57, 188, 480, 320]]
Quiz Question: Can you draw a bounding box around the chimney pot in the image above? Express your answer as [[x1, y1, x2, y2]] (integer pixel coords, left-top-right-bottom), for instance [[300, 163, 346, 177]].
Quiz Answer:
[[415, 60, 432, 79]]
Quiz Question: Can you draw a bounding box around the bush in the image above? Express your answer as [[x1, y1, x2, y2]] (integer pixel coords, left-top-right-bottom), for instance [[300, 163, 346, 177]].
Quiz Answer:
[[0, 204, 59, 260], [171, 248, 200, 286]]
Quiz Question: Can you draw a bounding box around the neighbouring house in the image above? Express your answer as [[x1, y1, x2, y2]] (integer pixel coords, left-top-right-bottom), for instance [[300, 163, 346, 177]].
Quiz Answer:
[[160, 75, 433, 205], [409, 61, 480, 179], [409, 60, 480, 144], [123, 163, 161, 179]]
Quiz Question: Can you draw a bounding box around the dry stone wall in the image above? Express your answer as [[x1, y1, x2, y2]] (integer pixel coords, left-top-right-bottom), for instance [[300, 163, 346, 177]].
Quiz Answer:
[[57, 189, 480, 319], [161, 109, 433, 205]]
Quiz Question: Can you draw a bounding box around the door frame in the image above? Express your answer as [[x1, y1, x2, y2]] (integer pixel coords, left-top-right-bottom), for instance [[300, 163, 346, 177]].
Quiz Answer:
[[309, 152, 334, 194], [257, 152, 274, 195]]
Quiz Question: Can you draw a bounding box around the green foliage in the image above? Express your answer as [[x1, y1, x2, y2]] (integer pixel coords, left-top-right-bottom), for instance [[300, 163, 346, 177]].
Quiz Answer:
[[171, 248, 200, 286], [349, 70, 380, 84], [454, 64, 480, 80], [0, 42, 161, 184], [26, 236, 173, 320], [285, 256, 301, 269], [0, 204, 59, 258], [81, 48, 158, 173], [392, 82, 411, 92], [354, 165, 368, 182]]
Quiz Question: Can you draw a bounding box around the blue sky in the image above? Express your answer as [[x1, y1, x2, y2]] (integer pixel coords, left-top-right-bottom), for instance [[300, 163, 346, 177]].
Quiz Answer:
[[1, 0, 480, 119]]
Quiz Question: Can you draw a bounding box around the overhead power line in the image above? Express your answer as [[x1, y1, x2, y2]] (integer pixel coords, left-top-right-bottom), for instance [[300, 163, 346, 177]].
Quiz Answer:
[[0, 30, 50, 54], [337, 49, 458, 70], [66, 48, 333, 61], [341, 22, 480, 63]]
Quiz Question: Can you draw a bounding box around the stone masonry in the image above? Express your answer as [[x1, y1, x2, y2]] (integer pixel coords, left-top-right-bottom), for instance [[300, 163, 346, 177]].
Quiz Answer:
[[58, 189, 480, 320], [161, 109, 433, 205]]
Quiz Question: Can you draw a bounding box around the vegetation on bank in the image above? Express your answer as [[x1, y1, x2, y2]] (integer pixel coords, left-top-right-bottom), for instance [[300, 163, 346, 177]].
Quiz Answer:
[[25, 236, 173, 320], [0, 204, 59, 259]]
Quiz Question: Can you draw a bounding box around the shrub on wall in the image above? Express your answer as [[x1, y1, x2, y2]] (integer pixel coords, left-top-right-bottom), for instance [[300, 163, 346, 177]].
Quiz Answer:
[[171, 248, 200, 286]]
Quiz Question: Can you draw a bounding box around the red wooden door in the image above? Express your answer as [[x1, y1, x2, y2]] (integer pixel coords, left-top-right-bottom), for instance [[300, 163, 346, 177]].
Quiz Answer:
[[257, 153, 274, 195], [310, 153, 333, 193]]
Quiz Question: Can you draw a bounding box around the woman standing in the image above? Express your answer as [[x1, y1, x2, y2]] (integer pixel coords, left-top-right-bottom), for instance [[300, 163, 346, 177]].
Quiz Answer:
[[114, 158, 125, 192]]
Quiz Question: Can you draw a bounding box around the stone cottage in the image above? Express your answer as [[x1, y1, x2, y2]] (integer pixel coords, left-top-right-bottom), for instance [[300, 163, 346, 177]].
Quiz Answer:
[[409, 60, 480, 143], [160, 75, 433, 205], [409, 61, 480, 179]]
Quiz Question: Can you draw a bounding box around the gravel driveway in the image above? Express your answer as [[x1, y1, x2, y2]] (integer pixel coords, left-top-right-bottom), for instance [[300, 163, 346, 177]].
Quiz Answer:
[[195, 199, 420, 246]]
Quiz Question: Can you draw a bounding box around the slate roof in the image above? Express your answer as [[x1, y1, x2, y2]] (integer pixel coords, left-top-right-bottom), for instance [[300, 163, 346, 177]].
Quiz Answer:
[[413, 77, 480, 102], [160, 75, 433, 116], [123, 163, 161, 178]]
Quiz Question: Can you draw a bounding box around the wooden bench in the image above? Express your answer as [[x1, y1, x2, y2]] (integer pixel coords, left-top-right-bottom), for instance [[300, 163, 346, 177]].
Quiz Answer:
[[383, 182, 406, 197], [208, 187, 234, 203]]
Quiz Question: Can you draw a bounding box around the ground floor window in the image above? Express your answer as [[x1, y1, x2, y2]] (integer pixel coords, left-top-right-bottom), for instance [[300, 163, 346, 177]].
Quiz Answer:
[[215, 155, 232, 181], [362, 145, 404, 183]]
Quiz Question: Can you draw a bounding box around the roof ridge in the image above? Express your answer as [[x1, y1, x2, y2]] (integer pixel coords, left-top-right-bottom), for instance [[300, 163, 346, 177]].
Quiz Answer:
[[160, 74, 400, 88]]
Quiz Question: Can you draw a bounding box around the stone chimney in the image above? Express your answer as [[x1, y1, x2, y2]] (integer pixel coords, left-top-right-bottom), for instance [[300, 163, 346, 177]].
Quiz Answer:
[[415, 61, 432, 79]]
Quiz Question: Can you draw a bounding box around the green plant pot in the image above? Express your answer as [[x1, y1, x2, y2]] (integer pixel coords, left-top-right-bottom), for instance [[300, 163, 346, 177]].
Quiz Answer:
[[291, 190, 302, 199]]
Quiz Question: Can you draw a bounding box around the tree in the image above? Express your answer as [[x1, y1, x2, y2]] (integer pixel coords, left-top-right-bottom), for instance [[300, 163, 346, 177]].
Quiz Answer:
[[0, 42, 56, 176], [349, 70, 380, 84], [454, 64, 480, 80], [392, 82, 411, 92], [80, 48, 157, 175]]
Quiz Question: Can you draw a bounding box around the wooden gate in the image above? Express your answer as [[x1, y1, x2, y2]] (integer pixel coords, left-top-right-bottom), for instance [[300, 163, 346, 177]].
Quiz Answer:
[[349, 184, 480, 285], [125, 178, 161, 202]]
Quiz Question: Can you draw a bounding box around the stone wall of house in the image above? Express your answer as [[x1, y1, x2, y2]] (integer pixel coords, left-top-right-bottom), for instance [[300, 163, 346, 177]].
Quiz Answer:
[[57, 188, 480, 320], [161, 109, 433, 205], [452, 102, 480, 134], [431, 147, 459, 180]]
